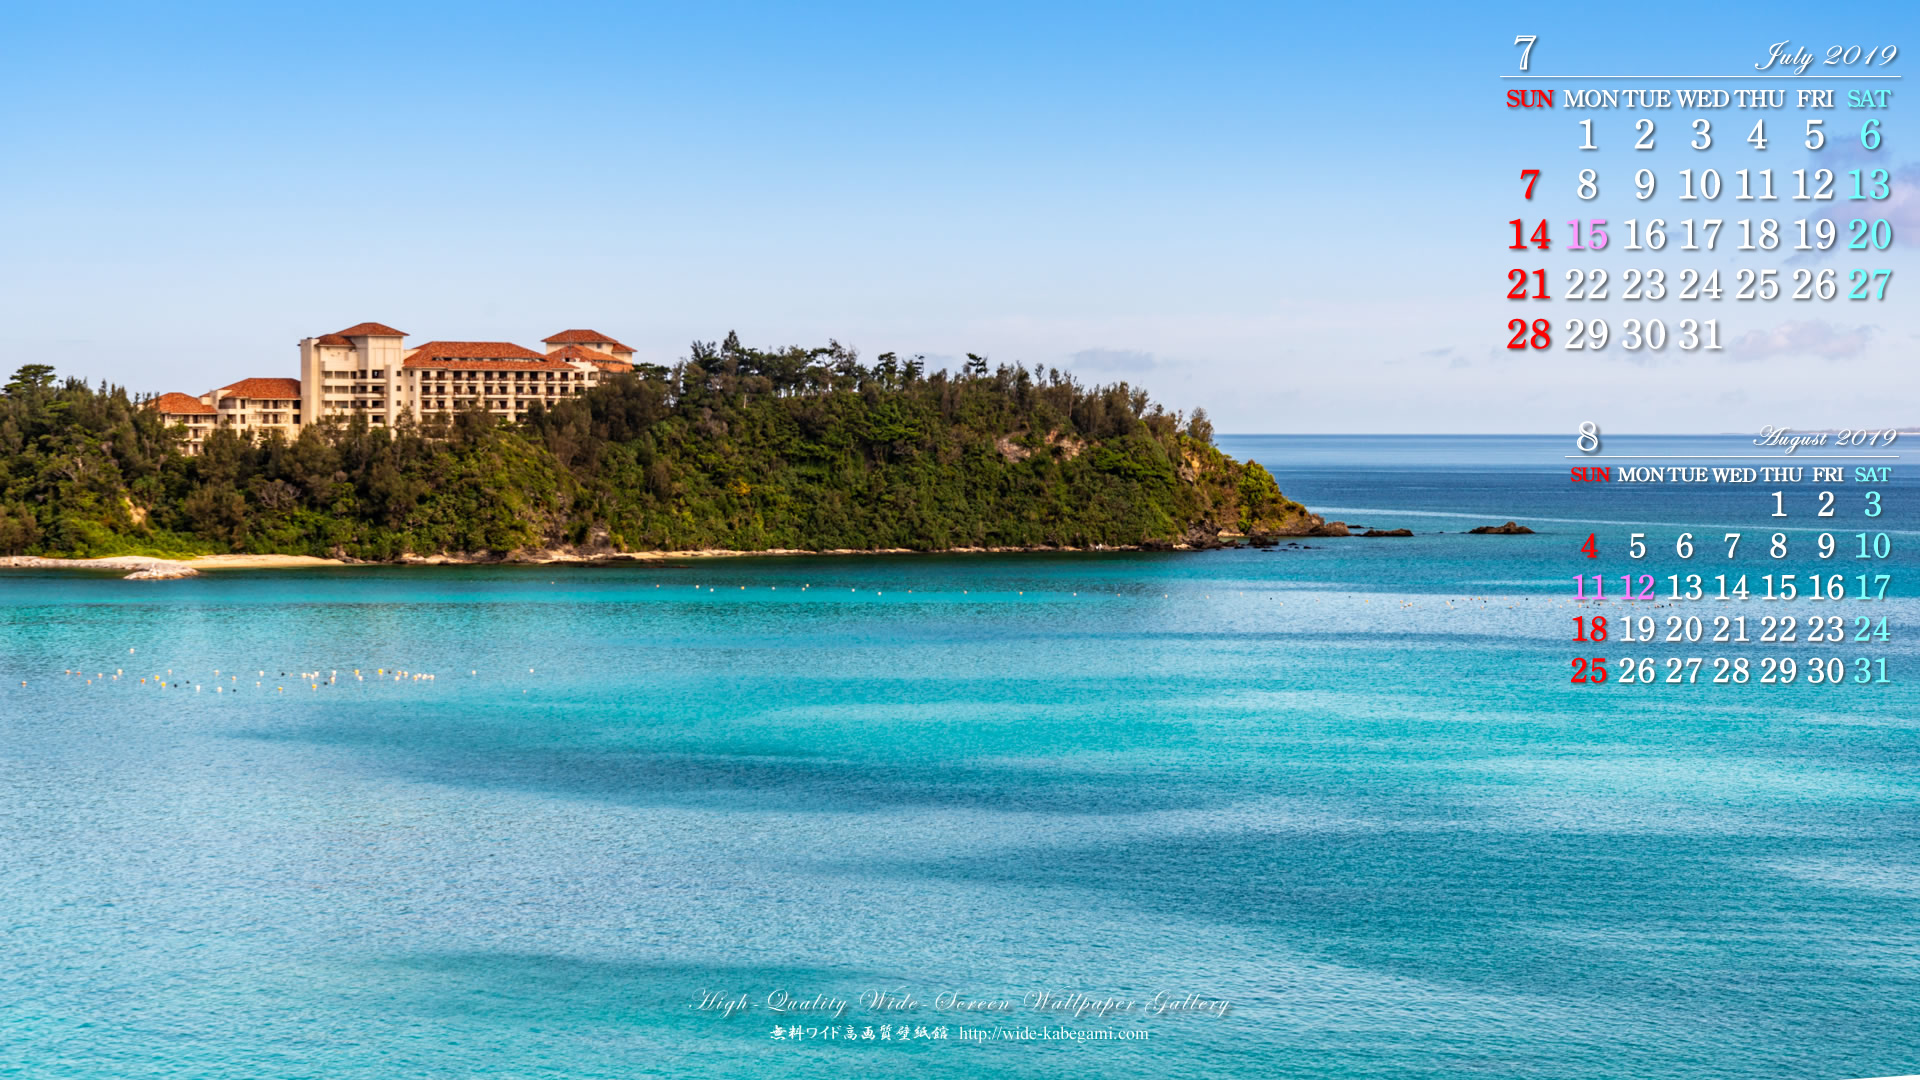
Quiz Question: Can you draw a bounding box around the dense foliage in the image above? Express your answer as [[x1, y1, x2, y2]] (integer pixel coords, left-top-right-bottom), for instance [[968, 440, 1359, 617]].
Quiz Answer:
[[0, 339, 1314, 559]]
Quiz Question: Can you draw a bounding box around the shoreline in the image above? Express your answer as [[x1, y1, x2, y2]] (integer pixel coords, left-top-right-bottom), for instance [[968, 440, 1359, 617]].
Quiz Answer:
[[1, 554, 347, 576], [0, 521, 1392, 579], [0, 538, 1320, 578], [1, 513, 1414, 579]]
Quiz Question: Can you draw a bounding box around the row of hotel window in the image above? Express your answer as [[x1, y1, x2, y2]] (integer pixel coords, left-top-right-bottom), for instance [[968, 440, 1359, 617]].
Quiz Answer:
[[323, 377, 590, 391], [185, 397, 565, 422], [323, 383, 588, 392], [338, 393, 582, 410], [327, 370, 589, 380], [331, 387, 586, 402]]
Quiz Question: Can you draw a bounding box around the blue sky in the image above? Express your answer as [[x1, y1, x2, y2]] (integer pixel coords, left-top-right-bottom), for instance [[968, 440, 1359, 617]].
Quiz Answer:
[[1, 1, 1913, 431]]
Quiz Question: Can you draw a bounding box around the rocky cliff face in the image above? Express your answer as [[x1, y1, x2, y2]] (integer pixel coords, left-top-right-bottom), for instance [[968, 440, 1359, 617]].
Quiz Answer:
[[1165, 441, 1326, 546]]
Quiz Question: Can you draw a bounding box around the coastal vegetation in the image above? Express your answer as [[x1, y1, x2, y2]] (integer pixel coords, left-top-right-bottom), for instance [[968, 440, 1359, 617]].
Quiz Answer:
[[0, 339, 1317, 560]]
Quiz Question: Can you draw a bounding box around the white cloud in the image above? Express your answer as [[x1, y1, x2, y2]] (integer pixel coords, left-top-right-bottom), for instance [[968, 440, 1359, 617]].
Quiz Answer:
[[1882, 163, 1920, 229], [1731, 319, 1876, 360], [1067, 347, 1158, 372]]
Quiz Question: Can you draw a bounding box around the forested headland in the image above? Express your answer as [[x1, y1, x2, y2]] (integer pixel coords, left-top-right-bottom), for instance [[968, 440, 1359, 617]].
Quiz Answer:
[[0, 337, 1321, 560]]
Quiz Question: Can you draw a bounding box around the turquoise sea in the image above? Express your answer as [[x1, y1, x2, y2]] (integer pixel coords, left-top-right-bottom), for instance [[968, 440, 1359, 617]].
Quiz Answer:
[[3, 434, 1917, 1079]]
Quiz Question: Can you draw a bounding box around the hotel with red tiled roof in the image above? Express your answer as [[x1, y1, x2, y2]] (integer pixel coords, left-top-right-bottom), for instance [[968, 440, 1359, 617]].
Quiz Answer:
[[299, 320, 414, 427], [400, 340, 599, 419], [213, 378, 301, 440], [151, 392, 217, 453], [217, 377, 302, 400], [152, 392, 216, 415], [405, 341, 550, 363], [148, 377, 300, 452], [544, 345, 634, 373], [151, 321, 639, 452], [334, 322, 407, 338], [295, 321, 634, 430], [543, 329, 636, 362]]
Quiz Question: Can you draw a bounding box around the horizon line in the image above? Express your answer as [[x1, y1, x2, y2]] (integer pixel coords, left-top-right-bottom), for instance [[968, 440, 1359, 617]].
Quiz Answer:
[[1500, 74, 1901, 79]]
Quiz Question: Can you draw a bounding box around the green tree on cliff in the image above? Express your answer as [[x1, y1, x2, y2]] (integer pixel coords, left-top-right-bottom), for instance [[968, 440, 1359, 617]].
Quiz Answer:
[[0, 345, 1313, 559]]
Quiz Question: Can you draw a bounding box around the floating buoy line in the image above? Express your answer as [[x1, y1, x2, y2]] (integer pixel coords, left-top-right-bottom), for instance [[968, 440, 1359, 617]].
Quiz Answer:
[[12, 587, 1551, 692]]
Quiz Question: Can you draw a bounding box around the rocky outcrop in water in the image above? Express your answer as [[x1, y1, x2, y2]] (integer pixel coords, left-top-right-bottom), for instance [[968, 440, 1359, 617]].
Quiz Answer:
[[1, 555, 199, 579]]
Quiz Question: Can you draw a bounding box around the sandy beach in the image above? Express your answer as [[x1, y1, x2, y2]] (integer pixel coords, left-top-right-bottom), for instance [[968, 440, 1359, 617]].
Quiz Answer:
[[2, 542, 1223, 579], [185, 554, 347, 569]]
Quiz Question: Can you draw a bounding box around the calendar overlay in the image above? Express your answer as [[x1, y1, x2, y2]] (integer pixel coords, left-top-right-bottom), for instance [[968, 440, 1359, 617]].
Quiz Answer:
[[1504, 37, 1899, 354]]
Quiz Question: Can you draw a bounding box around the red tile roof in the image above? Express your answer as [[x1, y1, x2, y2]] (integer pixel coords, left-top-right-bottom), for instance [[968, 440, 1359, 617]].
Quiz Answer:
[[336, 322, 407, 337], [151, 392, 215, 416], [406, 341, 546, 361], [546, 344, 634, 371], [216, 377, 302, 400], [406, 357, 577, 371], [313, 333, 353, 346], [543, 329, 632, 352], [404, 341, 572, 371]]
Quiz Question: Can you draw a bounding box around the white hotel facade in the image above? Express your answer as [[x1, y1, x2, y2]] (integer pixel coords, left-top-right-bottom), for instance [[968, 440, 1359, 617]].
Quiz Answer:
[[154, 322, 637, 452]]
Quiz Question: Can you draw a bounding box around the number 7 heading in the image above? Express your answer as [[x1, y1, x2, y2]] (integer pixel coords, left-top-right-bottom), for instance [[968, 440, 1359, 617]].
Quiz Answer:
[[1515, 35, 1537, 71]]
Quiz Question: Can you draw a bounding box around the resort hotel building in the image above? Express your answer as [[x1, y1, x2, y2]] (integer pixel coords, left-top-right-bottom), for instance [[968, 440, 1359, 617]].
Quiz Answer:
[[152, 322, 637, 453]]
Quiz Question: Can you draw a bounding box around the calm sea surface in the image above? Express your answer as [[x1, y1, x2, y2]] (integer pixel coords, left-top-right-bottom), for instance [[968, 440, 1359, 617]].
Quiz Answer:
[[3, 434, 1917, 1079]]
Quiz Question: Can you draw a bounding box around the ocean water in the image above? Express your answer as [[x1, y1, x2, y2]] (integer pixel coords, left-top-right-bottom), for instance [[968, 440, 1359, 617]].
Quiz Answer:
[[2, 434, 1917, 1079]]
